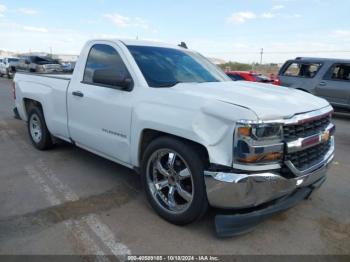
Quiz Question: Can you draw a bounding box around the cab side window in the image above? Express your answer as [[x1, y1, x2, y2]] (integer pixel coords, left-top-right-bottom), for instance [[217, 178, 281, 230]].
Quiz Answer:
[[328, 64, 350, 82], [282, 62, 322, 78], [83, 44, 132, 88]]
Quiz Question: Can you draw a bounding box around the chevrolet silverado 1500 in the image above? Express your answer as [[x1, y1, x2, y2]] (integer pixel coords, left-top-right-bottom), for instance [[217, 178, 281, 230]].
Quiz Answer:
[[13, 39, 335, 236]]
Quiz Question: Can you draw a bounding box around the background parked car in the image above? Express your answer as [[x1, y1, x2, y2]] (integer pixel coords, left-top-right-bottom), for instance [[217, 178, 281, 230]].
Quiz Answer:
[[226, 71, 280, 85], [278, 57, 350, 110], [17, 56, 63, 73], [60, 62, 75, 73], [0, 57, 20, 78]]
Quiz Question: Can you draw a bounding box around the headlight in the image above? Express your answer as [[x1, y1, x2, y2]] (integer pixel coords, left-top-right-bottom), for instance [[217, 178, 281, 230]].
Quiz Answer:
[[238, 124, 282, 140], [234, 123, 284, 165]]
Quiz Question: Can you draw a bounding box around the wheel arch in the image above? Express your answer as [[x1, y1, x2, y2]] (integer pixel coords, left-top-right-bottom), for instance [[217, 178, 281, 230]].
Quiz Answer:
[[23, 98, 43, 120], [138, 129, 210, 170]]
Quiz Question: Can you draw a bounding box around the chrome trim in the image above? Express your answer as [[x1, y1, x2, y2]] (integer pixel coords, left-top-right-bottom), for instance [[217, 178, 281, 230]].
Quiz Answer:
[[233, 106, 334, 172], [237, 105, 333, 125], [204, 153, 332, 209], [244, 142, 284, 152], [282, 106, 333, 125], [235, 142, 284, 160], [146, 149, 194, 214], [285, 136, 335, 177], [232, 162, 281, 172], [286, 123, 335, 153]]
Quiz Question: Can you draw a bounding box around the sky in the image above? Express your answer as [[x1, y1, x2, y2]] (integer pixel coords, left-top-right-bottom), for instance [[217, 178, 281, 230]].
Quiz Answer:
[[0, 0, 350, 63]]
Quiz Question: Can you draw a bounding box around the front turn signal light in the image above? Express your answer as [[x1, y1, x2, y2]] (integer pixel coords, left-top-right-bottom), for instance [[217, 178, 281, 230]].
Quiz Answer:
[[238, 152, 282, 164], [238, 126, 251, 137], [263, 152, 283, 162]]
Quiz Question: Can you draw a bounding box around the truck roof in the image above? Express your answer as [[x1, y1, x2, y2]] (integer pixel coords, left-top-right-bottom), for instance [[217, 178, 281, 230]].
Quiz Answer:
[[87, 39, 189, 51], [295, 57, 350, 63]]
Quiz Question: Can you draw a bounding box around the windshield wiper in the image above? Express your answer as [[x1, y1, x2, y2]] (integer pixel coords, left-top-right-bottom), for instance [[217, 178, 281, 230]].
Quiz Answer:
[[154, 81, 213, 88], [155, 81, 180, 87]]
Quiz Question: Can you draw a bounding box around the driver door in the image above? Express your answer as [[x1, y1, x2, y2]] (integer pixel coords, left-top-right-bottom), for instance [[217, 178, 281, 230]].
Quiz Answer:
[[67, 43, 134, 164]]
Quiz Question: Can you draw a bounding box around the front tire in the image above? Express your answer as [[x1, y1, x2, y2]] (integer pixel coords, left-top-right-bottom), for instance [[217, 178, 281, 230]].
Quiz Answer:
[[141, 136, 208, 225], [27, 107, 53, 150]]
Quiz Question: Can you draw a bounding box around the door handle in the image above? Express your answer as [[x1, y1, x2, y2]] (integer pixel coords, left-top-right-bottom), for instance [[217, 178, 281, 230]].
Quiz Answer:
[[72, 91, 84, 97], [319, 81, 327, 86]]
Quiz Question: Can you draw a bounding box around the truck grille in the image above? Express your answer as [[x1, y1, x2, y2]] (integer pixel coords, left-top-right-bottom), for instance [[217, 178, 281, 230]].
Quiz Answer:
[[283, 114, 331, 141], [285, 140, 331, 172]]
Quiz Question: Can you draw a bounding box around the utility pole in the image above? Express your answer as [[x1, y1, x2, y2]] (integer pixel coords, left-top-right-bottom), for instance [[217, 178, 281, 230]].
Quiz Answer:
[[260, 48, 264, 65]]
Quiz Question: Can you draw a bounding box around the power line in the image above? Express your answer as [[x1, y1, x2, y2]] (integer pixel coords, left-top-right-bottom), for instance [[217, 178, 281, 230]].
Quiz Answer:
[[264, 50, 350, 54], [206, 50, 350, 55]]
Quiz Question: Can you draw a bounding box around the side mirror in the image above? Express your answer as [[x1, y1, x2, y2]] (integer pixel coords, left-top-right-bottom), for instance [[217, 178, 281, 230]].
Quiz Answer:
[[92, 69, 133, 91]]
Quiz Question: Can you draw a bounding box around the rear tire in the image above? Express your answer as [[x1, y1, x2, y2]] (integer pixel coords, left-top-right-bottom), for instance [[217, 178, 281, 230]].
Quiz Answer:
[[27, 107, 53, 150], [141, 136, 208, 225]]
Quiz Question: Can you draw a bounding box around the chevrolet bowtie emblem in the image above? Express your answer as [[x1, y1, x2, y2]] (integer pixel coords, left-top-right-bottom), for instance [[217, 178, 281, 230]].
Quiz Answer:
[[321, 130, 330, 143]]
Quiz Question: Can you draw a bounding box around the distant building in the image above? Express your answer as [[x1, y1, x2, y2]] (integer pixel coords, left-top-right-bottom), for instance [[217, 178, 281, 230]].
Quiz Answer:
[[52, 54, 79, 62], [208, 57, 227, 65], [0, 50, 17, 58], [19, 52, 48, 57]]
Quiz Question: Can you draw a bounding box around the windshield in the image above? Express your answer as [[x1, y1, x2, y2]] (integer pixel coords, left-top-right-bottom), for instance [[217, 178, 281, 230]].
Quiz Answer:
[[8, 58, 19, 62], [127, 45, 230, 87], [30, 56, 57, 65]]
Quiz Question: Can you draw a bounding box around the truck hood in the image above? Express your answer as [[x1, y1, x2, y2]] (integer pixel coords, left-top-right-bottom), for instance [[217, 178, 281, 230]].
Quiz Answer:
[[172, 81, 330, 120]]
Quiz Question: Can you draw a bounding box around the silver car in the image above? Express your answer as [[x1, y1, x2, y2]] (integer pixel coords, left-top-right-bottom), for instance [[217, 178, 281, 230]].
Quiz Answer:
[[278, 57, 350, 110], [17, 56, 63, 73]]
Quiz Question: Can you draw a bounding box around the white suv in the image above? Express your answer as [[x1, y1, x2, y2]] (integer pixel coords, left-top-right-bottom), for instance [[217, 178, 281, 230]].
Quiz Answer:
[[0, 57, 20, 78]]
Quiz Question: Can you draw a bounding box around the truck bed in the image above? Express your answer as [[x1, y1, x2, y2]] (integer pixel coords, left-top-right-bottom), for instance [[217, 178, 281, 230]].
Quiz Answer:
[[14, 72, 72, 140]]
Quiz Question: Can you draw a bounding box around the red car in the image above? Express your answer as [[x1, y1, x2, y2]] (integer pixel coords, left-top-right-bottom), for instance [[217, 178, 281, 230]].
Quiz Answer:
[[226, 71, 280, 85]]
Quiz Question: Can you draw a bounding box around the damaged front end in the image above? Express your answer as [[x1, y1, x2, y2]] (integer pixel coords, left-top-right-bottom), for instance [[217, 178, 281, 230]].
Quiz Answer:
[[203, 106, 335, 237]]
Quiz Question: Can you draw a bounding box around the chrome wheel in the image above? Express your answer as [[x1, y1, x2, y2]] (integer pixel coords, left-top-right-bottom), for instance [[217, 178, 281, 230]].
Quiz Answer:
[[29, 114, 42, 143], [146, 149, 194, 214]]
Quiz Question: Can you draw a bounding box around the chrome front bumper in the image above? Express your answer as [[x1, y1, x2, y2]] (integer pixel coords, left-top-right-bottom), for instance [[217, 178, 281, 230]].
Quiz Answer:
[[204, 137, 334, 209]]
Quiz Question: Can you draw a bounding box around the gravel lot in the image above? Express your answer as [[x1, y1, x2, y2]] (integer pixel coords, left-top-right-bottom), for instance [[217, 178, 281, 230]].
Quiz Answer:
[[0, 77, 349, 257]]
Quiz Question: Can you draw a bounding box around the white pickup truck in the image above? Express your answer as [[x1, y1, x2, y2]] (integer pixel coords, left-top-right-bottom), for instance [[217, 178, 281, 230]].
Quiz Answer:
[[14, 39, 335, 236]]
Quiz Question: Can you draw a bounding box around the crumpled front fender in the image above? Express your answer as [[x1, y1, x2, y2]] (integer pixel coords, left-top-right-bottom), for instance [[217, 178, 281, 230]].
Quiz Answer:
[[192, 100, 258, 166]]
